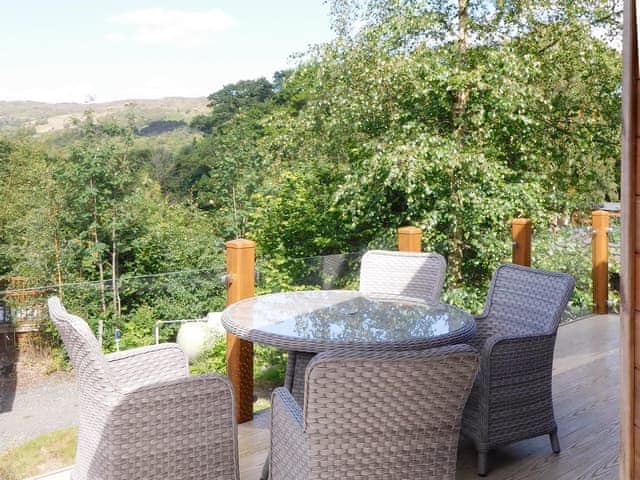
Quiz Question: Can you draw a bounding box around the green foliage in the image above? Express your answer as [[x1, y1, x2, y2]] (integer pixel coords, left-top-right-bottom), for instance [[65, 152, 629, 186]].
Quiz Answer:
[[139, 120, 186, 137], [189, 338, 286, 400], [257, 253, 362, 294], [0, 426, 77, 480], [190, 336, 228, 375], [245, 0, 621, 300], [254, 344, 287, 388], [120, 304, 156, 348], [169, 77, 283, 239], [533, 225, 593, 315], [0, 113, 227, 355], [533, 220, 622, 318], [0, 136, 58, 283], [205, 78, 275, 130], [250, 170, 349, 258], [0, 1, 624, 387]]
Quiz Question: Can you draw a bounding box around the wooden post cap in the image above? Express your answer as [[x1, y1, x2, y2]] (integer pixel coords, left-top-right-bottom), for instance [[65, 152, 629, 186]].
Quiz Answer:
[[225, 238, 256, 249], [398, 226, 422, 234], [398, 226, 422, 252]]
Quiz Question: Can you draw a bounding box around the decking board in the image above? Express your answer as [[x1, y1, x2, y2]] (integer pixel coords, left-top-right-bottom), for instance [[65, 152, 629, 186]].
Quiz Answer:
[[237, 314, 620, 480], [33, 314, 620, 480]]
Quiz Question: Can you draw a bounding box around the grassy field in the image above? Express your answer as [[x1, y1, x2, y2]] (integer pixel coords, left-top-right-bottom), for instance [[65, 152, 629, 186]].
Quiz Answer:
[[0, 358, 278, 479], [0, 427, 77, 480], [0, 395, 274, 480]]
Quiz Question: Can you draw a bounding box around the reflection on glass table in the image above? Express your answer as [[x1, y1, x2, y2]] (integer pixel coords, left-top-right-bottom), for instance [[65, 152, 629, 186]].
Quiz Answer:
[[222, 290, 475, 352], [222, 290, 477, 480]]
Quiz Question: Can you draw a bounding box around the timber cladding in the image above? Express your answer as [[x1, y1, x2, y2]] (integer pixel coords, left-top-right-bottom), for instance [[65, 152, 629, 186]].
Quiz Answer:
[[623, 0, 638, 478]]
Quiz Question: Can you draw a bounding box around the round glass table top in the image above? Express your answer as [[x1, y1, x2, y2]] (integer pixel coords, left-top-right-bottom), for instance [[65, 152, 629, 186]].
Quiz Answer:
[[221, 290, 475, 352]]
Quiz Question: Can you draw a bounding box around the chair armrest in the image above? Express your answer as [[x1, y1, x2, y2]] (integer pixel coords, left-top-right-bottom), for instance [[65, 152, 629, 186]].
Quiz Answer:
[[110, 374, 239, 479], [270, 387, 309, 480], [469, 313, 492, 351], [105, 343, 188, 390], [480, 332, 557, 385]]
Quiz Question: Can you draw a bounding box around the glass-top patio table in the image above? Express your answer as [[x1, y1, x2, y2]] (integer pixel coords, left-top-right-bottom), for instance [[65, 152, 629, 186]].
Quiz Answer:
[[222, 290, 476, 404], [222, 289, 476, 480], [222, 289, 476, 353]]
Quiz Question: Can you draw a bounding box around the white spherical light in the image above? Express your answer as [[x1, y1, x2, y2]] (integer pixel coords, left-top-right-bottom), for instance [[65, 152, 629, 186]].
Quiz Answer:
[[176, 322, 208, 362]]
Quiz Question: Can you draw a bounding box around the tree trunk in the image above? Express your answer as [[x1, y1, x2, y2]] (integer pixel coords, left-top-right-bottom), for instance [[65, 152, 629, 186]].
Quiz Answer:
[[449, 0, 470, 286], [53, 230, 63, 299], [453, 0, 469, 139], [90, 178, 106, 313], [111, 214, 121, 319], [448, 177, 466, 288]]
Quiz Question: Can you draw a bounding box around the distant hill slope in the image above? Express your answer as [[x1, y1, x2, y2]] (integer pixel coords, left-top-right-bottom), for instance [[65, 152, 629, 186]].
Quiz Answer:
[[0, 97, 209, 134]]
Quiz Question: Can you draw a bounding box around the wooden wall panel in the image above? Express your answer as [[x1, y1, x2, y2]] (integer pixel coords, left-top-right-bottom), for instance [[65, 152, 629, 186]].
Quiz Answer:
[[635, 426, 640, 477], [622, 1, 637, 478], [635, 312, 640, 371], [635, 197, 640, 252], [635, 313, 640, 369], [634, 254, 640, 309], [635, 369, 640, 427], [636, 142, 640, 195], [636, 77, 640, 136]]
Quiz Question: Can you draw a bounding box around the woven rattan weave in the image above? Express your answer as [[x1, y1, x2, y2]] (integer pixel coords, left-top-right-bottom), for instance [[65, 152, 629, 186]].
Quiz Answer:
[[270, 345, 479, 479], [359, 249, 447, 302], [460, 264, 575, 476], [48, 297, 240, 480]]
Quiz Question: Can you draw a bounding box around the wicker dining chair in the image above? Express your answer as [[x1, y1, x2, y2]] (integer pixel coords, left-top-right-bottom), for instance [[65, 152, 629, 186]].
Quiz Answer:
[[359, 249, 447, 302], [270, 345, 479, 480], [48, 296, 239, 480], [283, 249, 448, 408], [460, 264, 575, 476]]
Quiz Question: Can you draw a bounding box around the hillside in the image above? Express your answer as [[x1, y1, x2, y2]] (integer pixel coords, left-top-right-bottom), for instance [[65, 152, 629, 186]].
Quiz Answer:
[[0, 97, 209, 134]]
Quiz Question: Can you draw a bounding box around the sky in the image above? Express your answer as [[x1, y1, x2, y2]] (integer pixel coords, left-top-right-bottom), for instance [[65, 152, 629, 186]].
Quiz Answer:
[[0, 1, 335, 104]]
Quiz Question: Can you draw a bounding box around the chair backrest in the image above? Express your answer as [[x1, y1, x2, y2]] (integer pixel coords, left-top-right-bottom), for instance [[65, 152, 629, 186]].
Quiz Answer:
[[302, 345, 478, 479], [359, 250, 446, 302], [481, 264, 575, 337], [47, 297, 118, 402]]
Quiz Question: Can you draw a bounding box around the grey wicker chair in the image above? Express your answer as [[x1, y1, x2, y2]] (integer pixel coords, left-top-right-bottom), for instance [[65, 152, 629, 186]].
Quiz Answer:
[[359, 249, 447, 302], [460, 264, 575, 476], [47, 297, 239, 480], [283, 249, 448, 408], [270, 345, 479, 480]]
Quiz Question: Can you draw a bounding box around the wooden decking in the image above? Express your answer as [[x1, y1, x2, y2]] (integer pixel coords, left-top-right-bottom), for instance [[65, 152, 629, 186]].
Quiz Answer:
[[34, 314, 619, 480], [237, 314, 620, 479]]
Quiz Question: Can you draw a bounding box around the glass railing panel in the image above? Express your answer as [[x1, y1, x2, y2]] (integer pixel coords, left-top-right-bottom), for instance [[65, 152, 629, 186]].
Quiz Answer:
[[256, 252, 362, 293], [0, 268, 228, 353], [607, 214, 621, 313], [531, 214, 621, 322]]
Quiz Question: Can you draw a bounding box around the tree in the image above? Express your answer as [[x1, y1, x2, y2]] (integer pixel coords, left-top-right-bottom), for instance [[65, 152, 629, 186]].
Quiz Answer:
[[0, 136, 60, 284], [190, 78, 275, 134], [170, 78, 281, 238], [51, 114, 141, 336], [247, 0, 621, 297]]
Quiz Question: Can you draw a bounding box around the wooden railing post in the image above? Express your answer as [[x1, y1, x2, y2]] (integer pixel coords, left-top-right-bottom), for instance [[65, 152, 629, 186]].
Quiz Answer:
[[225, 239, 255, 423], [511, 218, 532, 267], [592, 210, 609, 314], [398, 226, 422, 252]]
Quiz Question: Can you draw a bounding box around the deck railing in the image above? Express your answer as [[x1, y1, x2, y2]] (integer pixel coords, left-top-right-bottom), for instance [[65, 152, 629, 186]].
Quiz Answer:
[[0, 214, 620, 423], [509, 210, 619, 315]]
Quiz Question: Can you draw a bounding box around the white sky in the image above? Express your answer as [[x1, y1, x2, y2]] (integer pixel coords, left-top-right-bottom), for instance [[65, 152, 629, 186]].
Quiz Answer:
[[0, 1, 335, 103]]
